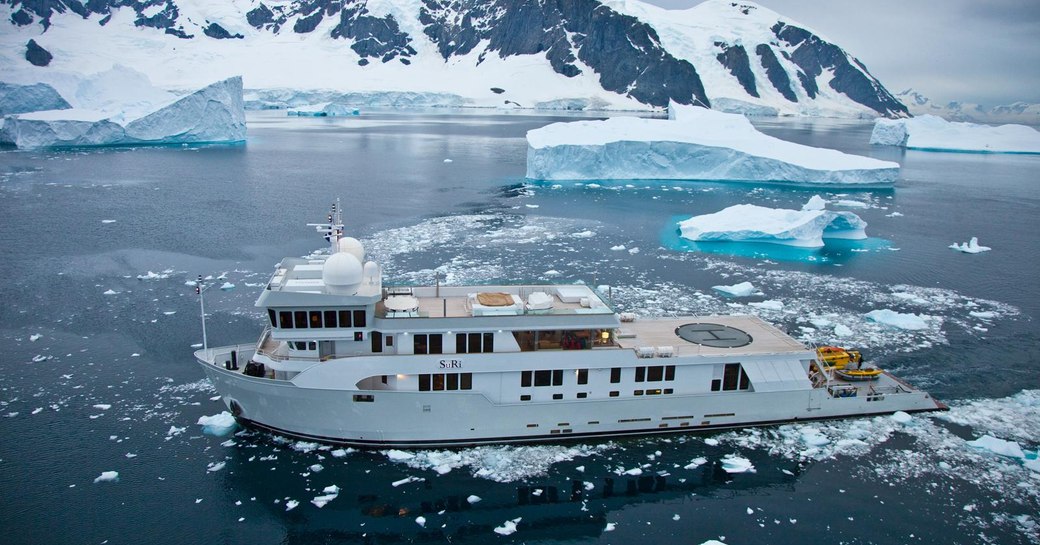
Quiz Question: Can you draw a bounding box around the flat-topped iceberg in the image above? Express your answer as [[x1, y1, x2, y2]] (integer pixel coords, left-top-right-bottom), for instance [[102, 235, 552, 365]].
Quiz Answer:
[[1, 71, 245, 149], [527, 103, 900, 185], [871, 115, 1040, 154], [287, 102, 360, 117], [678, 203, 867, 248], [0, 82, 70, 115]]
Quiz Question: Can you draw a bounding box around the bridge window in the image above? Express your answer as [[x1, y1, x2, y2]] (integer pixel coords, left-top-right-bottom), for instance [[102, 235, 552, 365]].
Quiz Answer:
[[294, 311, 308, 329], [279, 311, 293, 329], [268, 309, 277, 327], [353, 310, 366, 328], [323, 310, 338, 328], [338, 310, 352, 328], [309, 311, 322, 328]]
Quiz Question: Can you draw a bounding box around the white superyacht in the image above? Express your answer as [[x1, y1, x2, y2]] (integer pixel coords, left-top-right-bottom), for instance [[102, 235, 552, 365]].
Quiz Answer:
[[195, 203, 945, 447]]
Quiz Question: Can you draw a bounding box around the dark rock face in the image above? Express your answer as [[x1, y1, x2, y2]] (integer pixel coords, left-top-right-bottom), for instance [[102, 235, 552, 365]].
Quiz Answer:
[[755, 44, 796, 102], [329, 4, 416, 63], [203, 22, 243, 39], [715, 42, 758, 98], [25, 39, 53, 66], [419, 0, 709, 108], [772, 22, 908, 117]]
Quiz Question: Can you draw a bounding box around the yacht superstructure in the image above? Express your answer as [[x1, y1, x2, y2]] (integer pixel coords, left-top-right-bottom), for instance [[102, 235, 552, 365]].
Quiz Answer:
[[195, 204, 945, 447]]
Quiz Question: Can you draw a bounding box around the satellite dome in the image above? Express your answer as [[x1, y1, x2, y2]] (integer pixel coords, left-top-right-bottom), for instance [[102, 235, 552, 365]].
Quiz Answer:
[[323, 252, 363, 294], [337, 237, 365, 263]]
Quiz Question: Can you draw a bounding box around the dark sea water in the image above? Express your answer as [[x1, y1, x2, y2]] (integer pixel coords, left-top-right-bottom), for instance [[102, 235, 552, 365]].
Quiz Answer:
[[1, 111, 1038, 545]]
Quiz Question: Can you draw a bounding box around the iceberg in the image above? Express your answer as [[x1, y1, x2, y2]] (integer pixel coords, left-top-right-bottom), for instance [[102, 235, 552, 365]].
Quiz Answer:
[[287, 102, 360, 117], [526, 103, 900, 184], [949, 237, 991, 254], [678, 204, 867, 248], [0, 82, 70, 116], [712, 281, 760, 297], [197, 411, 237, 436], [1, 76, 245, 149], [871, 115, 1040, 154], [864, 309, 929, 330]]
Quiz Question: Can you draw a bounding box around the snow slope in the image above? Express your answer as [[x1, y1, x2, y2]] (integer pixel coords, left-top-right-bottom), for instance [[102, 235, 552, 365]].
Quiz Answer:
[[871, 115, 1040, 154], [526, 103, 899, 184]]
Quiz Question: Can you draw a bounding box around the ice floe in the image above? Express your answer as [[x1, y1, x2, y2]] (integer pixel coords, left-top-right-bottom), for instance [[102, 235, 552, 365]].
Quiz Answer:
[[967, 435, 1026, 459], [949, 237, 991, 254], [494, 517, 522, 536], [197, 412, 237, 436], [864, 309, 931, 330], [871, 115, 1040, 154], [93, 471, 119, 483], [382, 443, 613, 483], [720, 454, 756, 473], [711, 281, 760, 297], [527, 103, 899, 184], [678, 204, 867, 248]]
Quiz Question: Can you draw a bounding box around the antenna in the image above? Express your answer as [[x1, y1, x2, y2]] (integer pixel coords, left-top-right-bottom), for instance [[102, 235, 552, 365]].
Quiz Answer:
[[196, 274, 211, 350], [307, 199, 344, 253]]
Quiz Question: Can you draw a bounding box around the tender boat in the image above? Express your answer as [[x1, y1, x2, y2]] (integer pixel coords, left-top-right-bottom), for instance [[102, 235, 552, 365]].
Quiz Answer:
[[194, 203, 946, 447]]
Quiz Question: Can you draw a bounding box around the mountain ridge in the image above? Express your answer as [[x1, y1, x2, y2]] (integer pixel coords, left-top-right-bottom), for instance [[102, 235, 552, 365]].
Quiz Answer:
[[1, 0, 909, 117]]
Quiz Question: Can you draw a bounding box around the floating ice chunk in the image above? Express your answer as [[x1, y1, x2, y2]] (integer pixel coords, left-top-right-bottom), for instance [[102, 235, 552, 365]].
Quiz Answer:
[[385, 449, 415, 461], [746, 507, 755, 515], [330, 448, 352, 458], [704, 438, 720, 446], [623, 468, 643, 476], [467, 495, 482, 504], [679, 204, 867, 248], [700, 541, 726, 545], [969, 311, 997, 319], [207, 462, 226, 472], [29, 334, 42, 342], [197, 412, 237, 436], [323, 485, 340, 495], [610, 245, 627, 251], [285, 499, 299, 511], [415, 516, 426, 528], [966, 434, 1025, 459], [871, 115, 1040, 153], [800, 428, 831, 447], [136, 271, 169, 280], [219, 282, 235, 291], [833, 199, 869, 209], [443, 158, 453, 163], [802, 195, 827, 211], [949, 237, 991, 254], [712, 282, 760, 297], [291, 442, 319, 453], [890, 411, 913, 424], [103, 289, 118, 295], [167, 425, 186, 437], [494, 517, 522, 536], [101, 219, 117, 224], [604, 522, 616, 532], [392, 476, 424, 487], [721, 454, 756, 473], [572, 230, 595, 238], [864, 309, 930, 330], [311, 493, 338, 508], [92, 404, 112, 410], [833, 324, 853, 337], [309, 464, 324, 473], [527, 105, 900, 184], [749, 300, 784, 311], [684, 457, 708, 470], [93, 471, 119, 483]]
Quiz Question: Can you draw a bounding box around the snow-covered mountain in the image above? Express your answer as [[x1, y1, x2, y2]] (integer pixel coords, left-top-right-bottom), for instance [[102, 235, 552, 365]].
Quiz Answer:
[[897, 89, 1040, 125], [0, 0, 909, 117]]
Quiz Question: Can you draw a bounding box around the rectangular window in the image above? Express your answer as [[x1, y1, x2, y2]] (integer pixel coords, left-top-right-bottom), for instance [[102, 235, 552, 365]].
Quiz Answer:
[[338, 310, 352, 328], [534, 370, 551, 387], [381, 375, 388, 384], [521, 371, 532, 387], [456, 333, 468, 354], [386, 336, 393, 347], [447, 373, 459, 391], [647, 389, 662, 395], [268, 309, 277, 327], [577, 369, 588, 385], [552, 370, 563, 386], [354, 331, 363, 342], [665, 365, 675, 381], [468, 333, 482, 354], [429, 334, 443, 355], [483, 332, 494, 353], [723, 363, 740, 391], [294, 311, 308, 329], [739, 367, 751, 391], [352, 394, 374, 402], [610, 368, 621, 384], [664, 388, 674, 394], [353, 310, 366, 328], [635, 366, 646, 382], [577, 392, 588, 399], [520, 394, 531, 401], [309, 311, 322, 328], [634, 390, 644, 396], [414, 334, 428, 355], [461, 373, 472, 390], [432, 374, 445, 391], [371, 331, 382, 353], [552, 393, 563, 400], [609, 391, 619, 397], [711, 379, 721, 392], [647, 366, 664, 382], [419, 374, 431, 391], [279, 311, 293, 329], [323, 310, 338, 328]]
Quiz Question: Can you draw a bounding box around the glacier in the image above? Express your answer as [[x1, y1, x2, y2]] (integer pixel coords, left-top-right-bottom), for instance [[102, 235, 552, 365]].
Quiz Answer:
[[871, 115, 1040, 154], [0, 82, 70, 116], [678, 203, 867, 248], [526, 104, 900, 185], [1, 76, 245, 149]]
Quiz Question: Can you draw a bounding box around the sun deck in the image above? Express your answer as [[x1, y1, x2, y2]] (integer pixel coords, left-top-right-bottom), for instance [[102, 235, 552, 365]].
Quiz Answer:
[[376, 284, 615, 319], [615, 315, 808, 357]]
